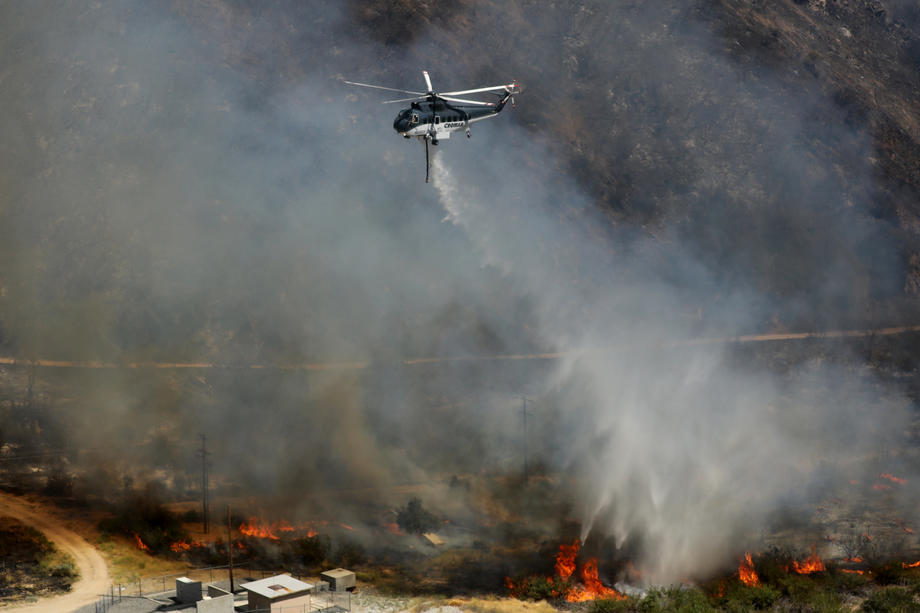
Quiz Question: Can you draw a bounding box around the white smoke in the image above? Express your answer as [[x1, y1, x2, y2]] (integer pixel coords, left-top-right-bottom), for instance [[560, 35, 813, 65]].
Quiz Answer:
[[434, 152, 513, 275], [430, 133, 911, 584]]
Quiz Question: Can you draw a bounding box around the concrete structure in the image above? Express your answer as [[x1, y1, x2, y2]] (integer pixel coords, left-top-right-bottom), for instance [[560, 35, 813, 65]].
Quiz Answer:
[[196, 588, 234, 613], [320, 568, 356, 592], [207, 584, 232, 598], [240, 574, 313, 612], [176, 577, 203, 604]]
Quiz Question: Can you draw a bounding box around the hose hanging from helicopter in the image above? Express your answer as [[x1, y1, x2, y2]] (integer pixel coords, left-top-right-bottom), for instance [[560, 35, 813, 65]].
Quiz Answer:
[[344, 71, 520, 183]]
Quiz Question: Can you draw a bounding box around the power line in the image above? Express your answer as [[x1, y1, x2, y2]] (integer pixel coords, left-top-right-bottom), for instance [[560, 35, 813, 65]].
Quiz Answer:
[[519, 396, 534, 481], [198, 434, 210, 534]]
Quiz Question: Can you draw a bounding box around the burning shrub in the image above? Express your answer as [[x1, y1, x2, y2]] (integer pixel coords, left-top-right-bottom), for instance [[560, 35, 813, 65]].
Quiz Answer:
[[396, 497, 438, 535], [97, 487, 188, 555], [872, 562, 917, 587], [506, 574, 563, 601]]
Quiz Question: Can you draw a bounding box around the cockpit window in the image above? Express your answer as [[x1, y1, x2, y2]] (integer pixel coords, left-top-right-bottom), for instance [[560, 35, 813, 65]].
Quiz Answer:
[[411, 114, 419, 124]]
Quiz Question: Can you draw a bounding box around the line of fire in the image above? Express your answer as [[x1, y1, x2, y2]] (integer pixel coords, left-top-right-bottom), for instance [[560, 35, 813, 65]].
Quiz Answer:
[[0, 328, 920, 606]]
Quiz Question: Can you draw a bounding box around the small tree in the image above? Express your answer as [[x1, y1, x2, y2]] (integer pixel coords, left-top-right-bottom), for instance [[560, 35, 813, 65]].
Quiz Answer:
[[396, 497, 437, 534]]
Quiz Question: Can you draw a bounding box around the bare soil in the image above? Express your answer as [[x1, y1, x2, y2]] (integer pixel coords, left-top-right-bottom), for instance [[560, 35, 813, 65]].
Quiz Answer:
[[0, 492, 108, 612]]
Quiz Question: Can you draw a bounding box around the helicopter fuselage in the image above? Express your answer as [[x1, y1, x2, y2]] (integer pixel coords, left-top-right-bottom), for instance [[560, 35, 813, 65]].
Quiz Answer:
[[393, 99, 505, 141]]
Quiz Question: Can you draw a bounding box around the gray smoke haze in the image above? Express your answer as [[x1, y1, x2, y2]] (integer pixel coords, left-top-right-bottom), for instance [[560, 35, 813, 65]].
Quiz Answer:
[[1, 0, 917, 587]]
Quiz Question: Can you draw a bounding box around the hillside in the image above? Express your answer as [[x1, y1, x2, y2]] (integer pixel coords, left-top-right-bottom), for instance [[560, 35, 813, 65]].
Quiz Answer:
[[1, 0, 920, 597]]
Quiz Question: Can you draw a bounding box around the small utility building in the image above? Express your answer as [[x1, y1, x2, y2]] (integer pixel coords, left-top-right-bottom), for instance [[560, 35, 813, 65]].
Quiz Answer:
[[240, 574, 313, 612], [320, 568, 356, 592]]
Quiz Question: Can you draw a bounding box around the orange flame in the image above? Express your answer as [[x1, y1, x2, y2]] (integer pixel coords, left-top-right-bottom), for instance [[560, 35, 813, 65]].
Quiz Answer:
[[238, 516, 321, 540], [841, 569, 865, 575], [384, 523, 406, 536], [902, 560, 920, 569], [169, 539, 203, 553], [555, 540, 579, 580], [792, 547, 826, 574], [505, 540, 624, 602], [873, 483, 892, 491], [565, 558, 625, 602], [738, 553, 760, 587], [132, 533, 150, 552], [170, 540, 191, 553], [880, 473, 907, 485]]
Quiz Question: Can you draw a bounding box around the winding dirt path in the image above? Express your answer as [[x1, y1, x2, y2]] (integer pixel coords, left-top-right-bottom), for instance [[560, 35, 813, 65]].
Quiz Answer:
[[0, 493, 109, 613]]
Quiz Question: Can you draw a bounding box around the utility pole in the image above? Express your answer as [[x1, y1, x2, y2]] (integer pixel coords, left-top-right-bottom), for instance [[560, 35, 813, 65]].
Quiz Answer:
[[520, 397, 533, 481], [198, 434, 210, 534], [227, 505, 234, 594]]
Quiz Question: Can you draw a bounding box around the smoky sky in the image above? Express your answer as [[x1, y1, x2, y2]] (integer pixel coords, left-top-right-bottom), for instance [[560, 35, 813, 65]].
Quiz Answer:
[[1, 0, 918, 587]]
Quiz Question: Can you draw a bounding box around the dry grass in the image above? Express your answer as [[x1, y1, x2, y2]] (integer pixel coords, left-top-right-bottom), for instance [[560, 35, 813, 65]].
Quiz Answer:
[[94, 532, 190, 585]]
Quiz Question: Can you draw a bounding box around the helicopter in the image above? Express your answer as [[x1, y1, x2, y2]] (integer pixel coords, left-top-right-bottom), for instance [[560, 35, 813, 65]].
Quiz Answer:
[[345, 71, 520, 182]]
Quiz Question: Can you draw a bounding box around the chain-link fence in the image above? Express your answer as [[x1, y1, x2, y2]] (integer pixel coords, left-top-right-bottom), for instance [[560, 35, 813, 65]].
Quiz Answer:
[[88, 564, 350, 612]]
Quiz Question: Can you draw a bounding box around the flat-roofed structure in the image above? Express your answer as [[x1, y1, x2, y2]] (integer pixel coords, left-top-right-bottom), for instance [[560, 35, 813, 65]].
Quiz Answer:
[[320, 568, 356, 592], [240, 574, 313, 612]]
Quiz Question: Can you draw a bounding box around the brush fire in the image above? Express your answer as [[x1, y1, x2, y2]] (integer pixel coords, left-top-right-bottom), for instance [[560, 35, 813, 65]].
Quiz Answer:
[[791, 547, 826, 574], [506, 539, 625, 602], [239, 516, 316, 540], [738, 553, 760, 587]]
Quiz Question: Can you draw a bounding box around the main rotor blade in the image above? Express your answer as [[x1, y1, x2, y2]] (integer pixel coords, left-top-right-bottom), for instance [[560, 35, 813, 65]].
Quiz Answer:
[[440, 96, 495, 106], [344, 81, 425, 96], [382, 96, 427, 104], [423, 70, 434, 93], [441, 84, 514, 96]]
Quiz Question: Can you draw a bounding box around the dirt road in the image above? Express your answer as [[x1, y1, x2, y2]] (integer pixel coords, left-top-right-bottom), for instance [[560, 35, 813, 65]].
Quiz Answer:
[[0, 493, 109, 613], [1, 325, 919, 371]]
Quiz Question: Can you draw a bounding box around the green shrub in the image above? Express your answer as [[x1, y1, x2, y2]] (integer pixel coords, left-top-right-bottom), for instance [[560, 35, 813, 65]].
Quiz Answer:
[[862, 587, 920, 613], [721, 584, 780, 611], [830, 568, 871, 593], [800, 589, 845, 613], [521, 575, 557, 601], [664, 586, 714, 613]]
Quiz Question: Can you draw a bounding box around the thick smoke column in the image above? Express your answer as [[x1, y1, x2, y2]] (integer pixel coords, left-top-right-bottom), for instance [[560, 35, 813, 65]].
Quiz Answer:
[[433, 130, 910, 583]]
